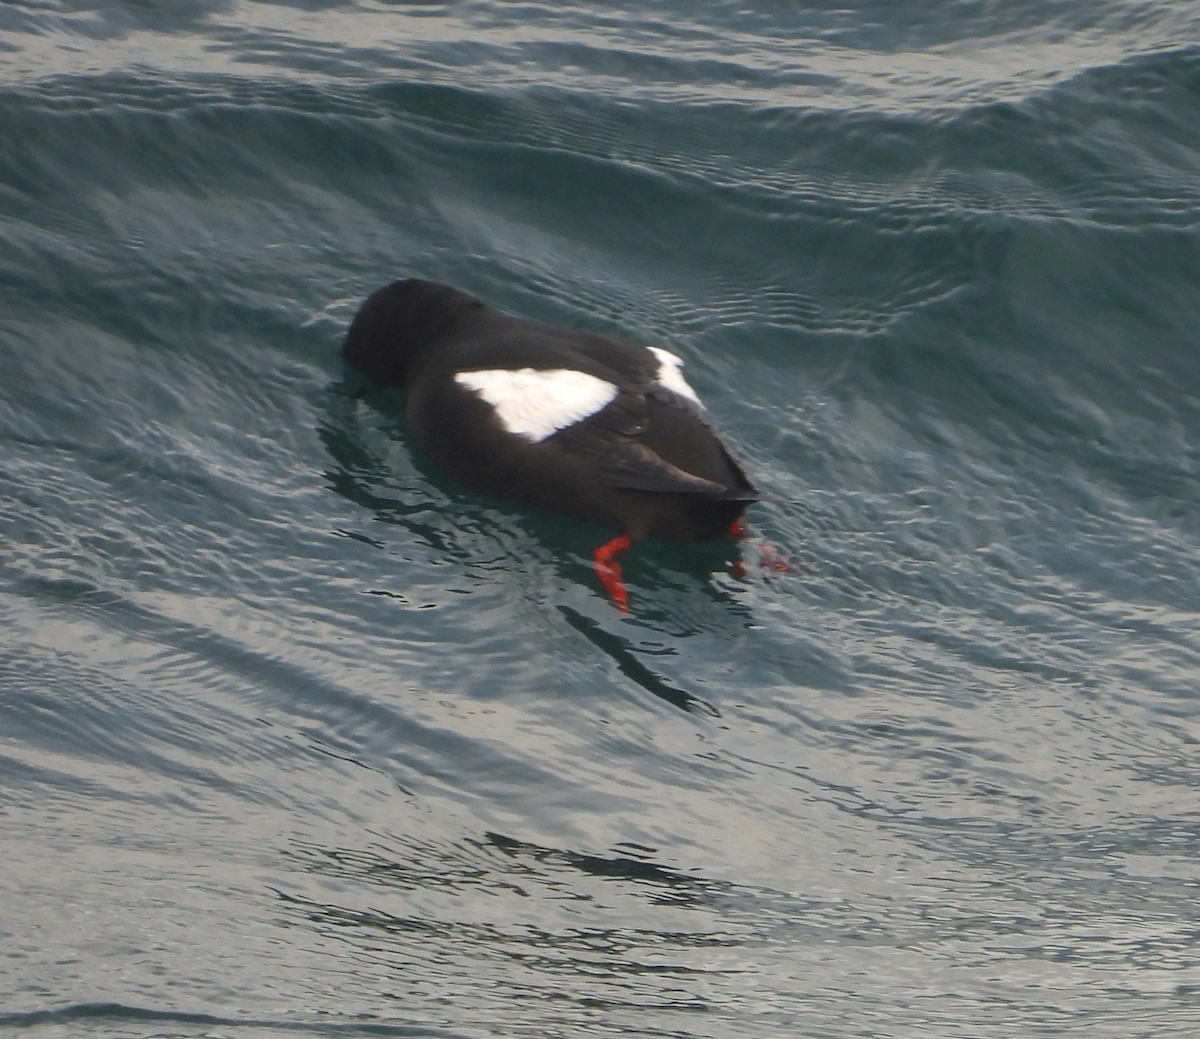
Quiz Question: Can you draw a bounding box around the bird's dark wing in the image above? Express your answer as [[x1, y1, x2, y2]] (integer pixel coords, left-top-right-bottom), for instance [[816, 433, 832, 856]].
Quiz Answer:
[[552, 386, 756, 498], [599, 441, 731, 495]]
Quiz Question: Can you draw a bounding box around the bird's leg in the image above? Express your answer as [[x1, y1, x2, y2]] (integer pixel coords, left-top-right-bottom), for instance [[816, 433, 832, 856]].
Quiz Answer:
[[593, 533, 634, 613], [729, 518, 790, 576], [729, 519, 749, 579]]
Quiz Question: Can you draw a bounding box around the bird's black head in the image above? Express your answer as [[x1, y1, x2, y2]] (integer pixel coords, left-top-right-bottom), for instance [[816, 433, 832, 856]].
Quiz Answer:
[[342, 278, 484, 387]]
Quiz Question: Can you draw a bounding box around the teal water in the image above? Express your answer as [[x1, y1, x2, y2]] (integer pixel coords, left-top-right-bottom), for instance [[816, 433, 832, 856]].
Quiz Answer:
[[2, 2, 1199, 1037]]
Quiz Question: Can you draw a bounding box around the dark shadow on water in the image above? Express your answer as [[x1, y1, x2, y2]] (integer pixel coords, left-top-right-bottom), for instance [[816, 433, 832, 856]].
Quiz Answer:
[[478, 831, 725, 906], [556, 602, 720, 717], [0, 1002, 448, 1038], [283, 828, 745, 919]]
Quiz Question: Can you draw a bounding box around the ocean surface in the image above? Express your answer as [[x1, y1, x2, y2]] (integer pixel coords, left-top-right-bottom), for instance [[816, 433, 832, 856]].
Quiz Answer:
[[2, 2, 1199, 1037]]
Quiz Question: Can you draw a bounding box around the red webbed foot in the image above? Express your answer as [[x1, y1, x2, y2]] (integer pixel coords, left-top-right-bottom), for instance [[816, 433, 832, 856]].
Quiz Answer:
[[593, 533, 634, 613], [729, 518, 792, 578]]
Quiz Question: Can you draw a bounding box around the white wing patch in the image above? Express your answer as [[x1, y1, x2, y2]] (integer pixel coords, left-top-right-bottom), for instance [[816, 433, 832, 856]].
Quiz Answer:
[[648, 346, 703, 405], [454, 367, 619, 442]]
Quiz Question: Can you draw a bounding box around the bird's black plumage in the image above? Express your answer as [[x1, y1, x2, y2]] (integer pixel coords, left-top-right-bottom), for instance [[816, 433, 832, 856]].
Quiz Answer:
[[343, 278, 762, 606]]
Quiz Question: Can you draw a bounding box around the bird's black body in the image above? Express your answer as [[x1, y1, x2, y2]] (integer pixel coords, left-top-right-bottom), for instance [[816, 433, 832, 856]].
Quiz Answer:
[[343, 278, 762, 607]]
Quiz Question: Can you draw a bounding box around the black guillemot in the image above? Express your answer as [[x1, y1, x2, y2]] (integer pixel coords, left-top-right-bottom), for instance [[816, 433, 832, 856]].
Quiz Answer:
[[342, 278, 764, 611]]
